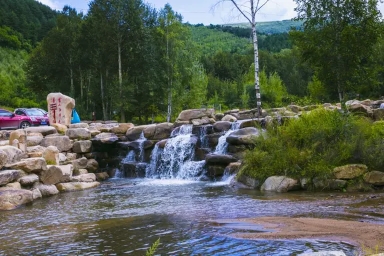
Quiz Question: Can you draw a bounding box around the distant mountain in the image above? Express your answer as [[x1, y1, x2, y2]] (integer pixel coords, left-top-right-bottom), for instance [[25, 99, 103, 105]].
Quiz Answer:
[[225, 20, 303, 34], [0, 0, 57, 46]]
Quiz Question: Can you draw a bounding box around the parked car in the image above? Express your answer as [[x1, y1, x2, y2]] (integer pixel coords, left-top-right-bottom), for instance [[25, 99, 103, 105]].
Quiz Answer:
[[31, 108, 48, 115], [0, 108, 32, 129], [14, 108, 49, 126]]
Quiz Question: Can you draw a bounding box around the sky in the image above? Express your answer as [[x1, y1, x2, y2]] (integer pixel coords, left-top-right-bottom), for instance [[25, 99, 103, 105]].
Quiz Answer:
[[37, 0, 297, 24], [38, 0, 384, 25]]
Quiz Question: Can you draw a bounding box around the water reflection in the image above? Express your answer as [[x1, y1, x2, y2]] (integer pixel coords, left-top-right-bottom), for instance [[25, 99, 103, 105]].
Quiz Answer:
[[0, 178, 381, 255]]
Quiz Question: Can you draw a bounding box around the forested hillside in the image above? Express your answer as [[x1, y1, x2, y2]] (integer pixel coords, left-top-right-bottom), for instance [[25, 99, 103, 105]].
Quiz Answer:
[[1, 0, 384, 123]]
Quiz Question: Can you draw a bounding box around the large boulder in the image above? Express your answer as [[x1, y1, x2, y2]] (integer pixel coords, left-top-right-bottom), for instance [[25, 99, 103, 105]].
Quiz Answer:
[[9, 129, 27, 151], [364, 171, 384, 185], [26, 133, 44, 147], [72, 157, 88, 171], [333, 164, 368, 180], [92, 133, 119, 144], [25, 126, 57, 136], [72, 140, 92, 153], [40, 135, 73, 152], [71, 173, 96, 182], [19, 174, 39, 186], [69, 123, 89, 129], [205, 154, 238, 165], [0, 149, 7, 169], [111, 123, 134, 135], [42, 146, 60, 165], [55, 182, 100, 192], [235, 174, 261, 189], [176, 109, 215, 124], [226, 127, 261, 145], [213, 121, 231, 132], [95, 172, 109, 181], [47, 93, 75, 125], [347, 103, 373, 117], [0, 189, 33, 210], [33, 183, 59, 197], [0, 146, 25, 164], [26, 145, 46, 158], [6, 157, 47, 173], [66, 128, 91, 140], [0, 170, 25, 186], [39, 164, 73, 185], [126, 125, 153, 141], [312, 177, 347, 191], [86, 159, 99, 173], [221, 115, 237, 122], [261, 176, 301, 192]]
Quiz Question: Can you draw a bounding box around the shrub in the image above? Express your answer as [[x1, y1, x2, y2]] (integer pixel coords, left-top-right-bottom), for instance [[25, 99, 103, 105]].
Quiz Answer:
[[240, 108, 375, 181]]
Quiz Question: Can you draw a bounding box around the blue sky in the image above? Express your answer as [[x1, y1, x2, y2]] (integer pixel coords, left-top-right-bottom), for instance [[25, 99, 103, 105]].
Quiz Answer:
[[37, 0, 298, 24]]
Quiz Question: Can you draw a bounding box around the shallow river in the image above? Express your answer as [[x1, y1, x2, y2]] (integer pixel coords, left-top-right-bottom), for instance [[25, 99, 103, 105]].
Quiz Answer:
[[1, 178, 383, 255]]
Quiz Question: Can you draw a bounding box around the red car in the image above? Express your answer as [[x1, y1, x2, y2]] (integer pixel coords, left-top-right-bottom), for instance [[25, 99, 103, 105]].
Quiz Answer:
[[14, 108, 49, 126], [0, 109, 32, 129]]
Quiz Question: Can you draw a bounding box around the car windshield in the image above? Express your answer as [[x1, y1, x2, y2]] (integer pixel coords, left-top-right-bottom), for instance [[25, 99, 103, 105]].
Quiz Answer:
[[26, 109, 45, 116]]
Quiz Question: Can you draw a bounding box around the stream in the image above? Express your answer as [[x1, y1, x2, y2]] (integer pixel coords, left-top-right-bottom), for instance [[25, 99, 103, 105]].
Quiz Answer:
[[1, 177, 383, 255]]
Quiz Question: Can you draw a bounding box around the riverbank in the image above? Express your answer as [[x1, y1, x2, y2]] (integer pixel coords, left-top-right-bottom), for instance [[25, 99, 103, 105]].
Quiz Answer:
[[229, 216, 384, 254]]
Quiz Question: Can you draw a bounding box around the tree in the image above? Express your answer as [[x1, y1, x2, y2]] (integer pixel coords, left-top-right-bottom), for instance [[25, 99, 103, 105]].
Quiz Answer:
[[213, 0, 272, 116], [292, 0, 382, 101]]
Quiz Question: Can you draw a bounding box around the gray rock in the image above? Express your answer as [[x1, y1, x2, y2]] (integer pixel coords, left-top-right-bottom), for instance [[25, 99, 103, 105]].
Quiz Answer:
[[364, 171, 384, 185], [95, 172, 109, 181], [261, 176, 301, 192], [43, 146, 59, 165], [213, 121, 231, 132], [66, 128, 91, 140], [0, 170, 25, 185], [31, 188, 42, 200], [19, 174, 39, 186], [92, 133, 119, 144], [72, 157, 88, 171], [40, 135, 73, 152], [71, 173, 96, 182], [205, 154, 238, 165], [298, 251, 346, 256], [0, 149, 7, 169], [40, 165, 73, 185], [313, 177, 347, 191], [0, 189, 33, 210], [33, 183, 59, 197], [221, 114, 237, 122], [226, 127, 261, 145], [86, 159, 99, 173], [333, 164, 368, 180], [235, 174, 260, 189], [72, 140, 92, 153], [26, 133, 44, 147], [55, 181, 100, 192], [25, 126, 57, 136], [0, 146, 25, 165], [6, 157, 47, 173], [111, 123, 134, 134], [176, 109, 215, 122], [68, 123, 89, 129]]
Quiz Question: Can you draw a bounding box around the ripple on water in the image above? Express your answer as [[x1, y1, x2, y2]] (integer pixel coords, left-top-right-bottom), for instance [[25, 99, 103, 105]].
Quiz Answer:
[[0, 178, 378, 255]]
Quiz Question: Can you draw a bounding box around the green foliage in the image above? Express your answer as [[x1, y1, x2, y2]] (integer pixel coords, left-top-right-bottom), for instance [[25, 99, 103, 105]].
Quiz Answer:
[[146, 238, 160, 256], [308, 75, 327, 103], [0, 47, 38, 108], [292, 0, 382, 101], [0, 0, 57, 46], [240, 109, 376, 181]]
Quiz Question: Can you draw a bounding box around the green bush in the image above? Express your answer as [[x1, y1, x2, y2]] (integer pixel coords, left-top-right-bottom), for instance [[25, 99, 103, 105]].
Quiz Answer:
[[240, 108, 376, 181]]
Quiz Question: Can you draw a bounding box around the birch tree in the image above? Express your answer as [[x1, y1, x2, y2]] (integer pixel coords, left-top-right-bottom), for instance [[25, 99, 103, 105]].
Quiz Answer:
[[213, 0, 271, 116]]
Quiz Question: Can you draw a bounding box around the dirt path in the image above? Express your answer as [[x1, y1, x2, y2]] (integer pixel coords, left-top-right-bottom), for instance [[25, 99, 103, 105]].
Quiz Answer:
[[226, 217, 384, 254]]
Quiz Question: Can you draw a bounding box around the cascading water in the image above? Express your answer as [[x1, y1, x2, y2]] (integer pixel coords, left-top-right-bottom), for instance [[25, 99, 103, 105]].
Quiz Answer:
[[214, 121, 241, 154], [137, 132, 147, 162], [122, 150, 136, 163], [146, 124, 205, 180], [199, 125, 209, 149]]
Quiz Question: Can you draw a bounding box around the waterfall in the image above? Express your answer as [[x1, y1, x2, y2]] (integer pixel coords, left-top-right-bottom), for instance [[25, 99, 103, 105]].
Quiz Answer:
[[149, 124, 202, 179], [214, 121, 241, 155], [122, 150, 136, 163], [199, 125, 209, 149], [145, 143, 162, 178], [137, 132, 147, 162], [113, 168, 125, 178]]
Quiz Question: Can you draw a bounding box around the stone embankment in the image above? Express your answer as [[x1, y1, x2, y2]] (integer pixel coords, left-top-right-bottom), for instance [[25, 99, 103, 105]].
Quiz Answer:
[[2, 98, 384, 210]]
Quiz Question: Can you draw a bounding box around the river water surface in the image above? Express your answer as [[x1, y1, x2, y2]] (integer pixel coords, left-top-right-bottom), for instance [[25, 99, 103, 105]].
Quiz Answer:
[[1, 178, 383, 255]]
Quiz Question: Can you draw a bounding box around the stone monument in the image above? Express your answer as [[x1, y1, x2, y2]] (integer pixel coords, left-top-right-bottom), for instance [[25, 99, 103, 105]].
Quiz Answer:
[[47, 93, 75, 126]]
